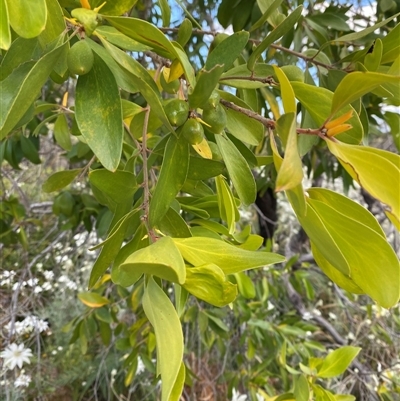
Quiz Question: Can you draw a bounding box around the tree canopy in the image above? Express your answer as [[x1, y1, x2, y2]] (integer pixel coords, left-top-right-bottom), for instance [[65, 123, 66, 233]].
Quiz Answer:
[[1, 0, 400, 400]]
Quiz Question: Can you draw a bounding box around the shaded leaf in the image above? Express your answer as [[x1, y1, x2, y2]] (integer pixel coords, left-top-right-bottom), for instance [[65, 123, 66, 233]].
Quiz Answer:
[[43, 169, 81, 193], [75, 53, 123, 172], [142, 277, 183, 401]]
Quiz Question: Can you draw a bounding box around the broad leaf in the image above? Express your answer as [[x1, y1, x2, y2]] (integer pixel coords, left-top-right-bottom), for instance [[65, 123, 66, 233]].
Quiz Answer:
[[187, 157, 225, 180], [0, 40, 66, 139], [205, 31, 249, 72], [89, 169, 138, 204], [149, 135, 190, 227], [215, 175, 238, 235], [188, 65, 225, 109], [6, 0, 47, 39], [142, 277, 183, 401], [308, 198, 400, 308], [294, 375, 310, 401], [317, 347, 361, 378], [173, 237, 285, 274], [215, 134, 256, 205], [273, 66, 296, 114], [75, 53, 123, 172], [331, 72, 400, 116], [43, 169, 81, 193], [183, 264, 237, 307], [326, 140, 400, 228], [158, 207, 192, 238], [120, 236, 186, 284], [39, 0, 65, 47], [94, 26, 150, 52], [92, 0, 139, 15]]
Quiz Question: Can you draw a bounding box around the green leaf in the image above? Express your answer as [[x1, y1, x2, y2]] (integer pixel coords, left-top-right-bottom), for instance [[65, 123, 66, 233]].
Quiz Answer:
[[149, 135, 190, 227], [142, 277, 183, 401], [331, 72, 400, 116], [112, 223, 149, 286], [85, 38, 140, 94], [38, 0, 65, 47], [158, 207, 192, 238], [220, 63, 275, 89], [233, 272, 256, 298], [216, 175, 238, 235], [75, 53, 123, 172], [53, 113, 72, 151], [188, 65, 225, 109], [364, 38, 383, 72], [317, 347, 361, 378], [187, 156, 225, 180], [275, 113, 303, 192], [89, 201, 132, 288], [0, 0, 11, 50], [177, 18, 192, 47], [94, 26, 150, 52], [247, 6, 303, 71], [273, 66, 296, 114], [89, 169, 137, 204], [291, 82, 363, 144], [183, 264, 237, 307], [78, 292, 110, 308], [92, 0, 139, 15], [250, 0, 284, 32], [173, 237, 285, 274], [215, 134, 256, 205], [311, 243, 364, 295], [308, 197, 400, 308], [120, 236, 186, 285], [98, 37, 174, 132], [326, 140, 400, 228], [42, 169, 81, 193], [205, 31, 249, 72], [0, 40, 66, 139], [294, 374, 310, 401], [331, 12, 400, 44], [159, 0, 171, 27], [6, 0, 47, 39]]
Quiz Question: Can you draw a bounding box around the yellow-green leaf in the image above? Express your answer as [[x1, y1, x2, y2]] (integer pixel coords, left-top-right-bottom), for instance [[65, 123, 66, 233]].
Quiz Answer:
[[215, 175, 238, 235], [273, 66, 296, 114], [142, 277, 183, 401], [6, 0, 47, 39], [317, 347, 361, 378], [326, 139, 400, 227], [78, 292, 109, 308], [173, 237, 285, 274], [331, 72, 400, 116], [275, 113, 303, 191], [0, 0, 11, 50], [183, 264, 237, 307], [120, 236, 186, 285]]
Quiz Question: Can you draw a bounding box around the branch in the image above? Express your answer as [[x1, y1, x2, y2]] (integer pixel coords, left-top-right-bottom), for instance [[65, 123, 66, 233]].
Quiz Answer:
[[219, 98, 275, 129], [219, 75, 277, 85]]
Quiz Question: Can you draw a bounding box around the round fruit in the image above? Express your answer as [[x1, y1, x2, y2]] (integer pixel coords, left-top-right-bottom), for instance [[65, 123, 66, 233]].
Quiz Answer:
[[160, 70, 180, 94], [164, 99, 189, 127], [181, 118, 204, 145], [202, 90, 220, 111], [202, 104, 227, 135], [280, 65, 305, 82], [67, 40, 94, 76]]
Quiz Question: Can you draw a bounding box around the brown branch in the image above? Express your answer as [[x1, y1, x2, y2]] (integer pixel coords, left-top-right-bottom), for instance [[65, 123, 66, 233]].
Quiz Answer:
[[219, 75, 277, 85], [219, 98, 275, 129]]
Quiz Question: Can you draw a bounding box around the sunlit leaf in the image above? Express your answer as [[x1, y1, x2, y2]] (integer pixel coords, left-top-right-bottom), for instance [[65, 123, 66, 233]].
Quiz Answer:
[[317, 347, 361, 378], [78, 292, 109, 308]]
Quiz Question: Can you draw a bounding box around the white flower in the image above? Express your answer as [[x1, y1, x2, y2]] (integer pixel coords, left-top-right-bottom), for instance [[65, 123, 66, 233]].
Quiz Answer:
[[43, 271, 54, 281], [0, 343, 33, 370], [14, 374, 31, 387], [34, 286, 43, 294], [136, 357, 145, 375], [231, 388, 248, 401], [26, 278, 39, 287], [42, 282, 52, 291], [302, 312, 312, 321]]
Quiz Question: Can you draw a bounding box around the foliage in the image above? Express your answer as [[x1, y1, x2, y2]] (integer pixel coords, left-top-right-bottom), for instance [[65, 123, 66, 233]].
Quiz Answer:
[[1, 0, 400, 400]]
